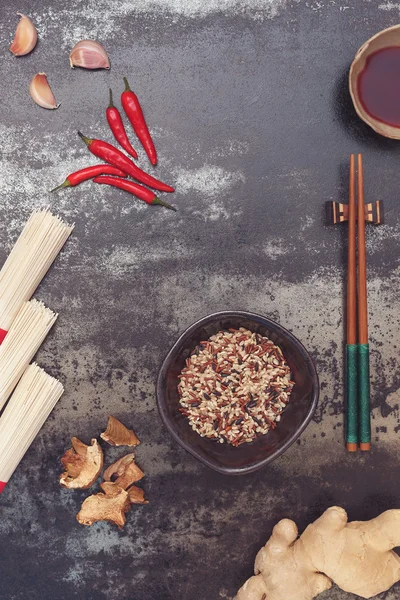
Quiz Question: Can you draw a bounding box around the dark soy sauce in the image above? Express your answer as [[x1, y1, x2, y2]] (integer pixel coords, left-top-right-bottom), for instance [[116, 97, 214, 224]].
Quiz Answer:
[[358, 46, 400, 128]]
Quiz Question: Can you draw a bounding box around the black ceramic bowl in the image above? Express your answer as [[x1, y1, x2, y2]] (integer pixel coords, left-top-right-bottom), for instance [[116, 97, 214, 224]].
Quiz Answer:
[[156, 311, 319, 475]]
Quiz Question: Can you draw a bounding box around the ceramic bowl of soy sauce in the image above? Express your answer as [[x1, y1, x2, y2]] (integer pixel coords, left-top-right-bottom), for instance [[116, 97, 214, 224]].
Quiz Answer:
[[156, 311, 319, 475], [350, 24, 400, 139]]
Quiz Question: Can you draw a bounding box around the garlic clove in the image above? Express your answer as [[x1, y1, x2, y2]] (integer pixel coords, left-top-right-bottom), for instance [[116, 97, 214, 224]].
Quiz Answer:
[[9, 13, 38, 56], [29, 73, 59, 110], [69, 40, 110, 70]]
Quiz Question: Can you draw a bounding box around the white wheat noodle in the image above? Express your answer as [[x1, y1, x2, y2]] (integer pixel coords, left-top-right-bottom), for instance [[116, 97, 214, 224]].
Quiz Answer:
[[0, 209, 73, 332], [0, 363, 63, 484], [0, 300, 57, 411]]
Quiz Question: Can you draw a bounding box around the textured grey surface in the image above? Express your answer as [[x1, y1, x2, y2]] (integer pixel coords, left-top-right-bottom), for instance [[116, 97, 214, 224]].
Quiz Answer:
[[1, 1, 400, 599]]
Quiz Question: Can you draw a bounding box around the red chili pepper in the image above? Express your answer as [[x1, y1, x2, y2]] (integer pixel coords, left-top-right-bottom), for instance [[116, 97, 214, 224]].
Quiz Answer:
[[121, 77, 157, 166], [78, 132, 174, 193], [93, 176, 176, 211], [50, 164, 127, 192], [106, 89, 138, 159]]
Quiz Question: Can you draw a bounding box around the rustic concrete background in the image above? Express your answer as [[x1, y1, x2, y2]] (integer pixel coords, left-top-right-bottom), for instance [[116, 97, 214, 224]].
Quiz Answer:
[[1, 1, 400, 599]]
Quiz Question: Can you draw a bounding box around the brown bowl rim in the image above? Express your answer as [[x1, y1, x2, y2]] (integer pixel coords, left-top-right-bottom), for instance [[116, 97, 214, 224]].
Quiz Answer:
[[156, 310, 319, 475]]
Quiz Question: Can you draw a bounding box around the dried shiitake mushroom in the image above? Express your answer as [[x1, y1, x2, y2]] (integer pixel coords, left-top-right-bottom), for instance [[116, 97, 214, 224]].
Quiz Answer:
[[100, 415, 140, 447], [103, 453, 135, 480], [60, 437, 103, 489], [103, 453, 144, 490], [100, 479, 148, 499], [77, 485, 131, 529], [68, 421, 147, 528], [77, 452, 148, 527], [103, 453, 144, 488], [127, 485, 148, 505]]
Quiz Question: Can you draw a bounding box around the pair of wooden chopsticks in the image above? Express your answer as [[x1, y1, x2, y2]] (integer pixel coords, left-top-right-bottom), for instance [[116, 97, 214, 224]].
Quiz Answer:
[[346, 153, 371, 452]]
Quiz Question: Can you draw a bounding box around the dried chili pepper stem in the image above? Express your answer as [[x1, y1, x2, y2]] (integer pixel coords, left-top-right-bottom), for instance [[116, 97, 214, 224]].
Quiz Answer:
[[106, 89, 138, 159], [77, 131, 174, 193], [121, 77, 157, 166], [93, 176, 176, 211], [50, 165, 127, 192]]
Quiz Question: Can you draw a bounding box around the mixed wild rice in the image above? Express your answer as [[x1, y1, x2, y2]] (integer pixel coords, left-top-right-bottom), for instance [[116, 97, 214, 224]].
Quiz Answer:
[[178, 327, 295, 446]]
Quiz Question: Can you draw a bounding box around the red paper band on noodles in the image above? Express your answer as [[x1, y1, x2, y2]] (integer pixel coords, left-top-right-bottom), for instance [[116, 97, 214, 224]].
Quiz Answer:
[[0, 329, 7, 344], [0, 481, 7, 494]]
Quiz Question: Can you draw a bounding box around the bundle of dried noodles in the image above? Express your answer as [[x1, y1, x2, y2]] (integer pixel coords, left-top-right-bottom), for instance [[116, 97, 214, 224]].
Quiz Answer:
[[0, 363, 64, 493], [0, 300, 57, 411], [0, 210, 73, 342]]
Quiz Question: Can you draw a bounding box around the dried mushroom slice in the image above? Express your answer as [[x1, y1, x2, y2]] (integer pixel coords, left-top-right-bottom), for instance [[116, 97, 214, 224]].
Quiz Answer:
[[115, 461, 144, 488], [60, 437, 103, 489], [127, 485, 149, 505], [77, 486, 130, 529], [100, 415, 140, 447], [100, 481, 123, 496], [103, 454, 144, 489], [101, 482, 148, 504], [103, 453, 135, 481]]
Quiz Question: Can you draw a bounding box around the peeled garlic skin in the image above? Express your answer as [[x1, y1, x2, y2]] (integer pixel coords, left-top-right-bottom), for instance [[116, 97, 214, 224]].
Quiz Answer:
[[69, 40, 110, 70], [9, 13, 38, 56], [29, 73, 59, 110]]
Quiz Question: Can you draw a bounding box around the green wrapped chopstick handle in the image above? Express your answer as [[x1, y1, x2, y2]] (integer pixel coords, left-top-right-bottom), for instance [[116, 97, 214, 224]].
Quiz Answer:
[[346, 344, 358, 446], [358, 343, 371, 447]]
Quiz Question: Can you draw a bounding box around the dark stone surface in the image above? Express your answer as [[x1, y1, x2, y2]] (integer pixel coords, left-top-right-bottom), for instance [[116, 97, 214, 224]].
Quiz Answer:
[[1, 1, 400, 598]]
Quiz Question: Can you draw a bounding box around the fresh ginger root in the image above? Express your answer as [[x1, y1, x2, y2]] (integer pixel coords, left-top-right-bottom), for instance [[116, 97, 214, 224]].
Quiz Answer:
[[301, 506, 400, 598], [235, 507, 400, 600], [236, 518, 332, 600]]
